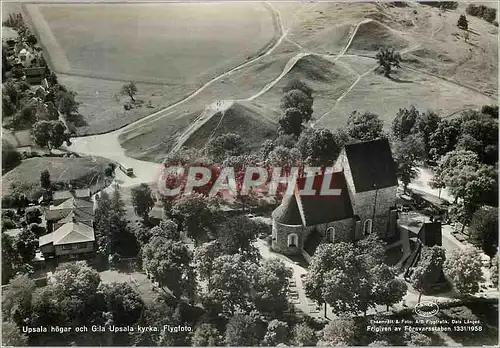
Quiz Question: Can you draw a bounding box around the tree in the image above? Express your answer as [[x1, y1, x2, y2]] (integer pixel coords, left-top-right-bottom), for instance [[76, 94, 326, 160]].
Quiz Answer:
[[410, 245, 446, 302], [391, 106, 420, 140], [252, 259, 292, 317], [121, 82, 137, 102], [292, 323, 317, 347], [171, 193, 221, 245], [98, 282, 145, 326], [371, 264, 407, 311], [346, 110, 384, 142], [40, 169, 51, 190], [2, 321, 28, 346], [194, 240, 222, 292], [25, 207, 42, 224], [192, 323, 222, 346], [296, 128, 340, 166], [490, 254, 498, 288], [224, 314, 264, 346], [131, 183, 155, 222], [318, 317, 357, 346], [266, 145, 301, 168], [283, 79, 313, 99], [142, 237, 196, 300], [15, 228, 38, 264], [207, 254, 257, 316], [444, 247, 483, 295], [304, 243, 374, 316], [2, 275, 35, 327], [392, 134, 424, 193], [428, 118, 461, 160], [55, 90, 79, 117], [31, 120, 71, 151], [404, 331, 432, 346], [2, 142, 22, 172], [481, 104, 498, 118], [468, 207, 498, 257], [280, 89, 313, 123], [278, 107, 304, 136], [205, 133, 246, 163], [262, 320, 290, 346], [376, 47, 402, 77], [415, 110, 440, 160], [216, 215, 260, 262], [457, 14, 468, 30], [2, 235, 18, 285]]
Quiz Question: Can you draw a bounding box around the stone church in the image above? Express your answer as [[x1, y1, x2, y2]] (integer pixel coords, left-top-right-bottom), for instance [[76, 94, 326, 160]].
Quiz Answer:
[[271, 138, 399, 263]]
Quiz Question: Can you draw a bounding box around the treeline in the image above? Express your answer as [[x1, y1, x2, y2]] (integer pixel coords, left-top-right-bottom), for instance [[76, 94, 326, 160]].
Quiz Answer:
[[419, 1, 458, 10], [466, 4, 498, 25]]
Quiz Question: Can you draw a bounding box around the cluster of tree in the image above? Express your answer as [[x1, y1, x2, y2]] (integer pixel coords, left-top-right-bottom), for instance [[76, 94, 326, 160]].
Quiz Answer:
[[468, 206, 498, 257], [2, 262, 146, 346], [304, 235, 407, 316], [278, 79, 314, 137], [420, 1, 458, 10], [432, 150, 497, 232], [444, 247, 483, 296], [409, 245, 446, 302], [31, 120, 71, 152], [94, 186, 138, 263], [466, 4, 497, 24]]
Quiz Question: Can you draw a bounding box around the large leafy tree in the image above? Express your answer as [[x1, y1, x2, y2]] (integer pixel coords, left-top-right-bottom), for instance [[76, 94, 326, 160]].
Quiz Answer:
[[216, 215, 260, 262], [40, 169, 51, 190], [15, 228, 38, 264], [371, 264, 407, 311], [391, 106, 420, 140], [142, 237, 196, 300], [346, 110, 384, 142], [120, 82, 137, 102], [131, 183, 155, 222], [292, 323, 317, 347], [170, 193, 221, 245], [192, 323, 222, 346], [252, 258, 292, 317], [392, 134, 424, 193], [410, 245, 446, 302], [468, 207, 498, 257], [444, 247, 483, 295], [98, 282, 145, 326], [280, 89, 313, 123], [262, 319, 290, 346], [194, 240, 222, 292], [224, 314, 264, 346], [304, 242, 373, 316], [318, 317, 358, 346], [55, 90, 79, 118], [31, 120, 71, 151], [278, 107, 304, 137], [2, 275, 35, 327], [2, 321, 28, 346], [205, 133, 246, 163], [428, 118, 461, 160], [2, 142, 22, 172], [207, 254, 257, 316], [296, 128, 340, 166], [415, 110, 440, 160], [283, 79, 313, 99]]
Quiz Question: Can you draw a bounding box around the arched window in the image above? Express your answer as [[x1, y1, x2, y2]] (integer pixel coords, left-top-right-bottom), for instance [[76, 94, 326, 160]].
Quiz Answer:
[[364, 219, 373, 235], [327, 227, 335, 243], [288, 233, 298, 248]]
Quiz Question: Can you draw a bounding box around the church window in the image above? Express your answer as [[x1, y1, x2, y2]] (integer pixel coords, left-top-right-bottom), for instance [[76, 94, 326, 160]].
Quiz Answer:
[[327, 227, 335, 243], [288, 233, 298, 248], [364, 219, 373, 235]]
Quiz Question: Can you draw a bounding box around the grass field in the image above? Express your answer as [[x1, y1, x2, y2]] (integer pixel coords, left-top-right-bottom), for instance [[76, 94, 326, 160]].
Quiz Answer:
[[27, 3, 278, 84], [2, 156, 110, 198]]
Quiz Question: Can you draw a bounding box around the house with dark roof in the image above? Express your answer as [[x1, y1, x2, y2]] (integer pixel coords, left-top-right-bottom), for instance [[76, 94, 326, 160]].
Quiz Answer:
[[271, 138, 399, 262]]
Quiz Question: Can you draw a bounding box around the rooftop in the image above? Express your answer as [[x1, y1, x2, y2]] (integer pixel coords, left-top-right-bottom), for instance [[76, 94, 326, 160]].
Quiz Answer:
[[39, 221, 95, 246]]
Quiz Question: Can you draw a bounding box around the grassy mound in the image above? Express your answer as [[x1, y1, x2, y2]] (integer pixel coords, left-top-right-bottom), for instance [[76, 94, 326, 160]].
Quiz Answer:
[[183, 101, 278, 151], [347, 20, 409, 52], [2, 156, 110, 199], [256, 54, 358, 118]]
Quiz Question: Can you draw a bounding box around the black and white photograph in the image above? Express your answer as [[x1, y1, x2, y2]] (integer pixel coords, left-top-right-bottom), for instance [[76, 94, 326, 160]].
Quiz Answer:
[[1, 0, 498, 346]]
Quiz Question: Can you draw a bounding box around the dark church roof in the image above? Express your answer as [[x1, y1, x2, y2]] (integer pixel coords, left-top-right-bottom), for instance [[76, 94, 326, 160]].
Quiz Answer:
[[272, 194, 302, 226], [296, 172, 354, 226], [344, 138, 398, 193]]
